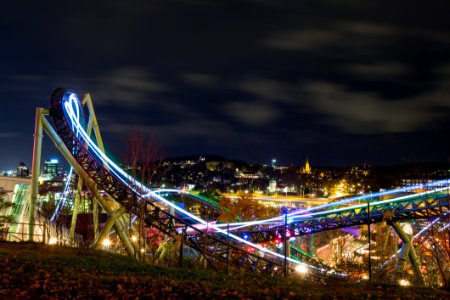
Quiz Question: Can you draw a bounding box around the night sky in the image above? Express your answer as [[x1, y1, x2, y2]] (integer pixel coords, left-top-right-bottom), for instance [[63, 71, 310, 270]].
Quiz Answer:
[[1, 0, 450, 170]]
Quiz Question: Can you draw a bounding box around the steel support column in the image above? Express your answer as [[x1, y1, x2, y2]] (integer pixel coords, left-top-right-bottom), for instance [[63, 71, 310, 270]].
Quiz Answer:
[[391, 222, 424, 285], [28, 108, 46, 241], [68, 178, 83, 246], [42, 116, 133, 255], [82, 93, 106, 244], [94, 205, 126, 250]]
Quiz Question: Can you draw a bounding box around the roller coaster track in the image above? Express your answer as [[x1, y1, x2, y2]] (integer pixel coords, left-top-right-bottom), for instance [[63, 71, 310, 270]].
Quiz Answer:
[[48, 88, 449, 277], [49, 88, 312, 276], [237, 190, 449, 243]]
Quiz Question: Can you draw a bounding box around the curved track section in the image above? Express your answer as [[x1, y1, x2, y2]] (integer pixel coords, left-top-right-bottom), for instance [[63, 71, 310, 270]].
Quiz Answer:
[[237, 188, 449, 243], [49, 88, 328, 276], [49, 88, 449, 277]]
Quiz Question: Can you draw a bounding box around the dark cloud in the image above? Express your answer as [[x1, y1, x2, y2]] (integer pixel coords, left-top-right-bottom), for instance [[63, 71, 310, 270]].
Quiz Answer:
[[302, 81, 444, 134], [179, 73, 219, 88], [0, 0, 449, 168], [223, 101, 281, 126], [0, 132, 20, 138], [92, 68, 167, 107], [343, 62, 411, 79]]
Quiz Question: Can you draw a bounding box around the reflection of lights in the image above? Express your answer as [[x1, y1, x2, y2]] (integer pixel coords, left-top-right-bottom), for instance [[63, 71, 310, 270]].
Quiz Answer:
[[140, 248, 145, 253], [49, 237, 57, 245], [362, 275, 368, 280], [399, 279, 410, 286], [131, 236, 137, 242], [102, 239, 111, 247], [295, 264, 308, 274]]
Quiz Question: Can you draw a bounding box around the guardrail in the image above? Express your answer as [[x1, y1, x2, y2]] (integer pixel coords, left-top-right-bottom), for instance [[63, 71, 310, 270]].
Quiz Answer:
[[0, 221, 83, 246]]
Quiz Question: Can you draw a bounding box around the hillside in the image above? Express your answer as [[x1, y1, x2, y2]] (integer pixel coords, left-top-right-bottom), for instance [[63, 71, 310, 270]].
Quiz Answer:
[[0, 242, 448, 299]]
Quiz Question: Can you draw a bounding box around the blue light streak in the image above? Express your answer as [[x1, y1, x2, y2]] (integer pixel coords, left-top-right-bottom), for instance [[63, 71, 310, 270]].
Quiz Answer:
[[50, 167, 73, 222], [61, 91, 337, 274]]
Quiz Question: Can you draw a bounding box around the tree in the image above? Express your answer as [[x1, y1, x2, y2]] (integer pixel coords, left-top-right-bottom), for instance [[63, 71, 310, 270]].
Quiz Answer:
[[123, 128, 165, 188], [0, 192, 15, 224], [0, 192, 15, 240], [122, 127, 165, 262], [217, 194, 279, 223]]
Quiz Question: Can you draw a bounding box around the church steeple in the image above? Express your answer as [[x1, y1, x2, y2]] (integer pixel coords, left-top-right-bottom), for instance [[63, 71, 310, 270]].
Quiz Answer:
[[301, 158, 311, 174]]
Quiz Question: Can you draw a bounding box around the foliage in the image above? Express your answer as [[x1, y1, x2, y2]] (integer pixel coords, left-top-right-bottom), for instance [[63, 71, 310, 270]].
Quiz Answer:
[[123, 128, 165, 264], [122, 128, 164, 186], [155, 237, 181, 267], [0, 192, 15, 224], [217, 194, 279, 223], [144, 226, 165, 266]]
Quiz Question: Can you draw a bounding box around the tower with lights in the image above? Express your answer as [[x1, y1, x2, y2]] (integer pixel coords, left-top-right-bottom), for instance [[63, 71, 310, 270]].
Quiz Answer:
[[301, 158, 311, 174]]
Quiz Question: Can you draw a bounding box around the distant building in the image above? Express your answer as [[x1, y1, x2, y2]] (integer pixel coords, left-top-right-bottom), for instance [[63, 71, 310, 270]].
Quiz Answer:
[[16, 162, 29, 177], [401, 178, 432, 186], [268, 179, 277, 193], [42, 159, 62, 179], [38, 159, 66, 194], [300, 158, 311, 174]]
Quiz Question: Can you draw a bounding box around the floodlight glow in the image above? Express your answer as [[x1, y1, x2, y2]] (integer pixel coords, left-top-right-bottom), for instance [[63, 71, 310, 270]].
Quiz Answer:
[[49, 237, 57, 245], [102, 239, 111, 247], [399, 279, 410, 286], [295, 264, 308, 274]]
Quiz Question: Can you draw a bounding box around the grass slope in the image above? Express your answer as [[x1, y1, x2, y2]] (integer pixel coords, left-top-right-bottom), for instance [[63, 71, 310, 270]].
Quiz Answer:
[[0, 241, 447, 299]]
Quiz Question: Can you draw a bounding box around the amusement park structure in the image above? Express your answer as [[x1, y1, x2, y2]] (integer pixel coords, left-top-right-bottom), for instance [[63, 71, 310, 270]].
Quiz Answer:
[[9, 88, 449, 284]]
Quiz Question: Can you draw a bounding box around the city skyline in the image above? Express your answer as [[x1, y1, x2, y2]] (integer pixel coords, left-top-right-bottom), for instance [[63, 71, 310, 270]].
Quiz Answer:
[[1, 1, 450, 170]]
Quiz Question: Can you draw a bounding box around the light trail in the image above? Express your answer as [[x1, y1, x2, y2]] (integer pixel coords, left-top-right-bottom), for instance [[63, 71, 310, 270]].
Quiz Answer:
[[227, 185, 449, 231], [61, 91, 342, 275], [289, 187, 449, 220], [50, 167, 73, 222]]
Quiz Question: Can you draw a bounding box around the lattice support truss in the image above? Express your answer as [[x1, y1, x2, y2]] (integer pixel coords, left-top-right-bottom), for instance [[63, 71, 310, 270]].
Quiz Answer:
[[49, 88, 288, 274], [240, 193, 450, 243]]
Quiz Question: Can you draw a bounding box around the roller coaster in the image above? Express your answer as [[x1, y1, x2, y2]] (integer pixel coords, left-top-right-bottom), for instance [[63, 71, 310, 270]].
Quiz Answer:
[[24, 88, 449, 283]]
